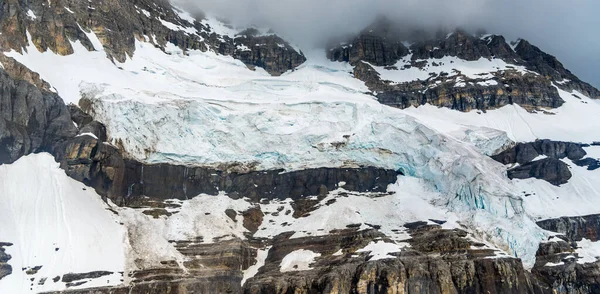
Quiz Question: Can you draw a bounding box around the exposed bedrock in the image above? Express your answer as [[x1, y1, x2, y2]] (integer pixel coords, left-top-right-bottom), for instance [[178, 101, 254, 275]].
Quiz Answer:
[[490, 139, 594, 186], [506, 158, 572, 186], [328, 21, 599, 112], [58, 133, 400, 204], [228, 28, 307, 76], [532, 237, 600, 293], [373, 68, 564, 112], [532, 214, 600, 292], [492, 140, 587, 165], [537, 214, 600, 243], [0, 66, 77, 164], [245, 225, 547, 294], [515, 40, 600, 99], [0, 0, 304, 76], [0, 242, 13, 281]]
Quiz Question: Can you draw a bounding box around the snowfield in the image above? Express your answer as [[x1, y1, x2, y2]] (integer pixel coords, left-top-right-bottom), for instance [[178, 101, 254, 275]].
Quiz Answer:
[[0, 154, 126, 293]]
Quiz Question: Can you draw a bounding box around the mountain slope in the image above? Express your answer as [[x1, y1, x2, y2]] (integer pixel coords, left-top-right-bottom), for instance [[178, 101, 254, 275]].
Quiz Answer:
[[0, 1, 600, 293]]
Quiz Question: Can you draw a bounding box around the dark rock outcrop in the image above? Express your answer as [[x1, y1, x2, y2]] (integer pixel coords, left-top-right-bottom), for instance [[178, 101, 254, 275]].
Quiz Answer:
[[337, 34, 565, 112], [537, 214, 600, 242], [532, 237, 600, 293], [491, 140, 593, 185], [530, 216, 600, 293], [492, 140, 587, 165], [245, 226, 546, 294], [61, 271, 113, 283], [121, 162, 399, 204], [574, 157, 600, 171], [327, 17, 409, 66], [0, 0, 304, 76], [373, 68, 563, 112], [515, 40, 600, 99], [328, 22, 600, 112], [410, 31, 519, 62], [328, 33, 409, 66], [0, 67, 77, 164], [0, 242, 12, 280], [507, 158, 572, 186], [231, 29, 306, 75], [43, 238, 257, 294]]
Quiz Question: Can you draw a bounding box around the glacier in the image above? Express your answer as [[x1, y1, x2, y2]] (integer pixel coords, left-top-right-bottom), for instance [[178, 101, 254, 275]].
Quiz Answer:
[[3, 13, 600, 292]]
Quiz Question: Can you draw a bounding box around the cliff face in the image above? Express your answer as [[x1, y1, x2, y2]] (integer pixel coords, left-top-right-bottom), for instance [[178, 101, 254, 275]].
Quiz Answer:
[[328, 24, 599, 112], [0, 0, 305, 75], [537, 214, 600, 243], [41, 226, 555, 294], [532, 215, 600, 293], [0, 65, 76, 164]]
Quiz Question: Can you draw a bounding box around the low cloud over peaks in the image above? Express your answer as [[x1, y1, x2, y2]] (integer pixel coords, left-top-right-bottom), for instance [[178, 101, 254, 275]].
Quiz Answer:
[[173, 0, 600, 88]]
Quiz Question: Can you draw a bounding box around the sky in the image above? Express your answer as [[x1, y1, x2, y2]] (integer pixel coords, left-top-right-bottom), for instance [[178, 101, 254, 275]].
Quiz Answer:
[[174, 0, 599, 88]]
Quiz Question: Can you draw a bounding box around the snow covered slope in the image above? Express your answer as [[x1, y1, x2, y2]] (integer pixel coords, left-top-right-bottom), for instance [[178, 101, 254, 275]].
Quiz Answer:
[[0, 154, 126, 293], [2, 3, 600, 292]]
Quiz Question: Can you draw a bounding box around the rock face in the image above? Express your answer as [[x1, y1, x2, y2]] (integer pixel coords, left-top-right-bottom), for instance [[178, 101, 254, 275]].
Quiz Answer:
[[328, 34, 409, 66], [43, 238, 256, 294], [46, 226, 558, 294], [491, 140, 591, 185], [0, 0, 304, 76], [0, 67, 77, 164], [373, 67, 563, 112], [0, 242, 12, 280], [531, 215, 600, 292], [245, 225, 545, 294], [60, 138, 399, 205], [531, 215, 600, 294], [492, 140, 587, 165], [506, 158, 572, 186], [515, 40, 600, 99], [121, 162, 399, 204], [537, 214, 600, 242], [230, 29, 306, 75], [532, 238, 600, 294], [328, 21, 600, 112]]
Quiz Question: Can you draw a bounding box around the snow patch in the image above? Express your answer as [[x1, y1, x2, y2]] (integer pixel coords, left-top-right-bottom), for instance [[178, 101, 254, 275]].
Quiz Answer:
[[280, 249, 320, 272], [575, 239, 600, 264], [356, 240, 409, 261], [26, 10, 37, 20], [241, 246, 271, 285]]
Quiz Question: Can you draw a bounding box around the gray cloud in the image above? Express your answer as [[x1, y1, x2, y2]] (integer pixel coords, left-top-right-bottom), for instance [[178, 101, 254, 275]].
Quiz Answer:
[[174, 0, 600, 88]]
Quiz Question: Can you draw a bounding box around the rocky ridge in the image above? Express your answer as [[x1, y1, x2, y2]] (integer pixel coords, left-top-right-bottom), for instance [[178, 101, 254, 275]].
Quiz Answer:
[[328, 20, 600, 112], [0, 0, 305, 76]]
